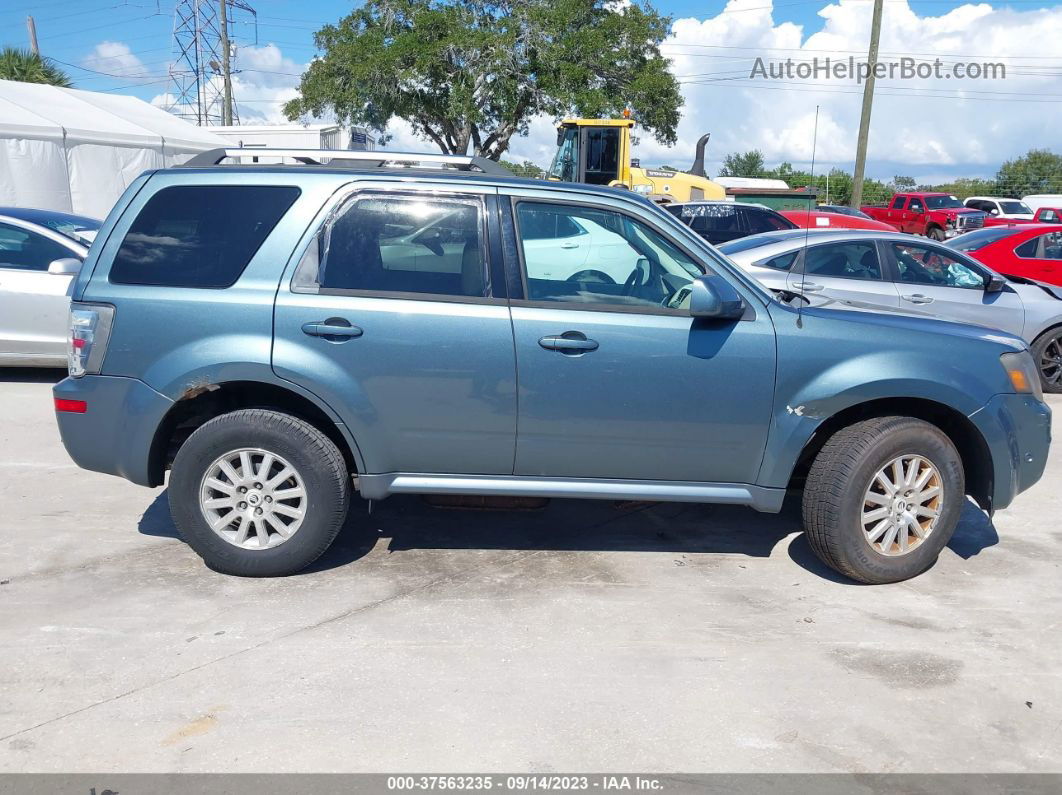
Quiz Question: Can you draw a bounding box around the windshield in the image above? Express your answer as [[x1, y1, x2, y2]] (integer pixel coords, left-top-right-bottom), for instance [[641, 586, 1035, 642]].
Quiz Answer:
[[924, 195, 964, 210], [820, 205, 872, 220], [548, 127, 580, 182], [1000, 201, 1032, 215]]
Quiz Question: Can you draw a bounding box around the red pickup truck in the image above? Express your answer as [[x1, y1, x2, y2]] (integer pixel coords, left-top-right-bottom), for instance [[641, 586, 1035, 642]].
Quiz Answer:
[[861, 192, 987, 240]]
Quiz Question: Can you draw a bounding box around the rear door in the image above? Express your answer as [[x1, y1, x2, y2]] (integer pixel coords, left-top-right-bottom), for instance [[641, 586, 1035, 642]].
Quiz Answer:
[[0, 220, 82, 360], [272, 184, 518, 476], [786, 239, 900, 307], [885, 239, 1026, 335]]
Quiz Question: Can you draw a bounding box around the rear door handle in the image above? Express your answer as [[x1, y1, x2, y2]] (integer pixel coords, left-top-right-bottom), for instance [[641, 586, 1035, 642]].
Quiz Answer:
[[539, 333, 599, 353], [902, 294, 934, 304], [302, 321, 364, 339], [792, 281, 823, 292]]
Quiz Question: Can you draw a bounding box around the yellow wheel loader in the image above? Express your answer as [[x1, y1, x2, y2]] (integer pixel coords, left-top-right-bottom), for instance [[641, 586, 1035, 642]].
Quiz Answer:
[[545, 118, 726, 203]]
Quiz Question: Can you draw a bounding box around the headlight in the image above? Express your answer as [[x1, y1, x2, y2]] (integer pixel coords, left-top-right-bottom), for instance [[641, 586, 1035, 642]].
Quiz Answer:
[[632, 183, 653, 194], [1000, 351, 1043, 401]]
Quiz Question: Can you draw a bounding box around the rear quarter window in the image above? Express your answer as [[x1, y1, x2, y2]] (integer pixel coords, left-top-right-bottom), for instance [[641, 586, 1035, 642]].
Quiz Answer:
[[109, 185, 300, 288]]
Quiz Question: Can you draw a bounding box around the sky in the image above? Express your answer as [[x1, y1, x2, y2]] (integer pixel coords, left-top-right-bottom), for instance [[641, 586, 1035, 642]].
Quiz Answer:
[[2, 0, 1060, 182]]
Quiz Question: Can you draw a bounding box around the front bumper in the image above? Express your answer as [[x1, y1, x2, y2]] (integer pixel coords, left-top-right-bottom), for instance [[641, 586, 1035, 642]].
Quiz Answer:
[[968, 393, 1052, 511], [53, 375, 174, 487]]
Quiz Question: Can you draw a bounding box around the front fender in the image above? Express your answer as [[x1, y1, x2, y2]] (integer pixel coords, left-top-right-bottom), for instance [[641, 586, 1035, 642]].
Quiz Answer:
[[757, 303, 1020, 489]]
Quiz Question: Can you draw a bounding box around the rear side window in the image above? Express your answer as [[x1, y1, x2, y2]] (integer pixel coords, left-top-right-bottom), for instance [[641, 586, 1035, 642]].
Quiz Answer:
[[110, 185, 300, 288], [758, 251, 799, 271]]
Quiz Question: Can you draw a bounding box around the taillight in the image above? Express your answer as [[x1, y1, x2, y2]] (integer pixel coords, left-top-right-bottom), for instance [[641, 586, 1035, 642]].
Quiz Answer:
[[68, 303, 115, 378], [54, 398, 88, 413]]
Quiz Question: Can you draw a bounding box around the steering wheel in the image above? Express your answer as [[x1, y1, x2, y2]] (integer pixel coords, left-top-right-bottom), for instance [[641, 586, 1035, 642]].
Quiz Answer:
[[567, 270, 616, 285]]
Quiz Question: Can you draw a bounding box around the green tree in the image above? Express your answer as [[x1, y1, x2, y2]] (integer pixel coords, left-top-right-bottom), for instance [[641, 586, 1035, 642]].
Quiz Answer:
[[501, 159, 545, 178], [717, 150, 765, 177], [889, 175, 916, 191], [0, 47, 71, 87], [995, 149, 1062, 197], [284, 0, 681, 161]]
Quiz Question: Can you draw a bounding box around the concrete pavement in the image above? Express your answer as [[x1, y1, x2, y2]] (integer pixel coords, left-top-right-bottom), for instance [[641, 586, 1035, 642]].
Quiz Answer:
[[0, 368, 1059, 773]]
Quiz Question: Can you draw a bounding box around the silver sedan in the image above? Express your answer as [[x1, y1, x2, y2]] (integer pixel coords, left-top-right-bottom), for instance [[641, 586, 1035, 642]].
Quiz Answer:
[[718, 228, 1062, 392], [0, 208, 100, 367]]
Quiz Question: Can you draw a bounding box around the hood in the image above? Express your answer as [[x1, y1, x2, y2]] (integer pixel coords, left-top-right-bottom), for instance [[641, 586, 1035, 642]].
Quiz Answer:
[[775, 290, 1027, 351]]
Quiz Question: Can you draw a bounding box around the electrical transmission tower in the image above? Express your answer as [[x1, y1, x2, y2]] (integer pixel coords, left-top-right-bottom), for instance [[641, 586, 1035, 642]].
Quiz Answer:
[[167, 0, 255, 126]]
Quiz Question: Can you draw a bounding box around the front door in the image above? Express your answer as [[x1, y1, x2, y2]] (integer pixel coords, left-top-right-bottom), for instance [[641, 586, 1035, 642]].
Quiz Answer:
[[886, 239, 1026, 336], [272, 188, 518, 476], [506, 196, 776, 485]]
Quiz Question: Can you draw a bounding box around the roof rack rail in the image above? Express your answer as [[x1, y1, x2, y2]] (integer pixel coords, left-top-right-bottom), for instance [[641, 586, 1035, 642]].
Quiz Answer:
[[179, 148, 513, 175]]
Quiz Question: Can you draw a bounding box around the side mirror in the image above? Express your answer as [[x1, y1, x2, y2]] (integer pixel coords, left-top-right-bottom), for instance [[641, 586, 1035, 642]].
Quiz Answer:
[[985, 274, 1006, 293], [990, 208, 999, 215], [690, 274, 746, 319], [556, 129, 565, 147], [47, 258, 82, 275]]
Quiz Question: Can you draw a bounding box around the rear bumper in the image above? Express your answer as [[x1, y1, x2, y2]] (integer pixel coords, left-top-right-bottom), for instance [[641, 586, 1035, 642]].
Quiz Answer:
[[53, 375, 173, 487], [968, 393, 1052, 511]]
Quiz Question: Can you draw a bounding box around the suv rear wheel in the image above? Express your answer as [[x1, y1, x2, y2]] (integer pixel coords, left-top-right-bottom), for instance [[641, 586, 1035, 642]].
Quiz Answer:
[[801, 416, 964, 584], [169, 409, 350, 576]]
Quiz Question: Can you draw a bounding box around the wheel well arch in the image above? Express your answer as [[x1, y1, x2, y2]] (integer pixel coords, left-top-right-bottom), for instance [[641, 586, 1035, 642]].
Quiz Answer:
[[147, 381, 358, 487], [787, 397, 994, 510], [1029, 321, 1062, 347]]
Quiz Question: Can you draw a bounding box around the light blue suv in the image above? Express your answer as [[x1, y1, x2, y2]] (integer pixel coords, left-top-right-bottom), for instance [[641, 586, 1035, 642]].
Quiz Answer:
[[53, 149, 1051, 583]]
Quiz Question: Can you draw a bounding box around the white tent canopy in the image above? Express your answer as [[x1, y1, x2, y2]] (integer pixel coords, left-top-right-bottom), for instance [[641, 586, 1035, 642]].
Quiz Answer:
[[0, 80, 226, 219]]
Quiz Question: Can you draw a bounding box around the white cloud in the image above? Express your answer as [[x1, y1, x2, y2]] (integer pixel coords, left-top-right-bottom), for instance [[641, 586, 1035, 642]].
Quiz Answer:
[[635, 0, 1062, 180], [82, 41, 151, 81]]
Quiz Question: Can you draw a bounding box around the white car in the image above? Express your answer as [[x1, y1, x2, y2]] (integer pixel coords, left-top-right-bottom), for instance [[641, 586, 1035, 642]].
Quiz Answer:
[[964, 196, 1034, 220], [0, 208, 100, 367]]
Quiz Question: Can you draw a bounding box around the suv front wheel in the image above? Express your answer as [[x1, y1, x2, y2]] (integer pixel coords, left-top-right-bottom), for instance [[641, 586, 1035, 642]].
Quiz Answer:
[[801, 416, 964, 584], [169, 409, 351, 576]]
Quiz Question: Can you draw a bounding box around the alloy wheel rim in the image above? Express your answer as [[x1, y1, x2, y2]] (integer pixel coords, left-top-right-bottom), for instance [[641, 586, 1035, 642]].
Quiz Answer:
[[199, 448, 307, 550], [861, 455, 943, 557], [1040, 336, 1062, 386]]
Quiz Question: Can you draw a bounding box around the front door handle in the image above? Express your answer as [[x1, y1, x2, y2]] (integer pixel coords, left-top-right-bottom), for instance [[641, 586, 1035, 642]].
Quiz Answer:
[[792, 281, 823, 292], [539, 332, 599, 354], [902, 294, 934, 304], [302, 320, 364, 339], [560, 242, 580, 250]]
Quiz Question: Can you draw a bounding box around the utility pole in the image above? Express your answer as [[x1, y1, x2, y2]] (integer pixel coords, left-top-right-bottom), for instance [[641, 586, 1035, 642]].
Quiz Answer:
[[850, 0, 883, 209], [26, 16, 40, 56], [219, 0, 233, 125]]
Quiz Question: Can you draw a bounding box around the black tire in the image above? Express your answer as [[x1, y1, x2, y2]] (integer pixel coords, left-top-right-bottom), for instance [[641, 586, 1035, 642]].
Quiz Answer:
[[169, 409, 351, 577], [801, 416, 964, 584], [927, 226, 946, 242], [1031, 328, 1062, 393]]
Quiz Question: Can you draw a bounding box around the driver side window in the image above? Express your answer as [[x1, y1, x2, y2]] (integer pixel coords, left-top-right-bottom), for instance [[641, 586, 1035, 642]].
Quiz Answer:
[[890, 242, 985, 289], [515, 201, 704, 309]]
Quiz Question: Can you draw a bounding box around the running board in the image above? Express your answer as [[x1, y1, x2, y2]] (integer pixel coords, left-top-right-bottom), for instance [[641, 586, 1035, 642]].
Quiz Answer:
[[356, 474, 785, 513]]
